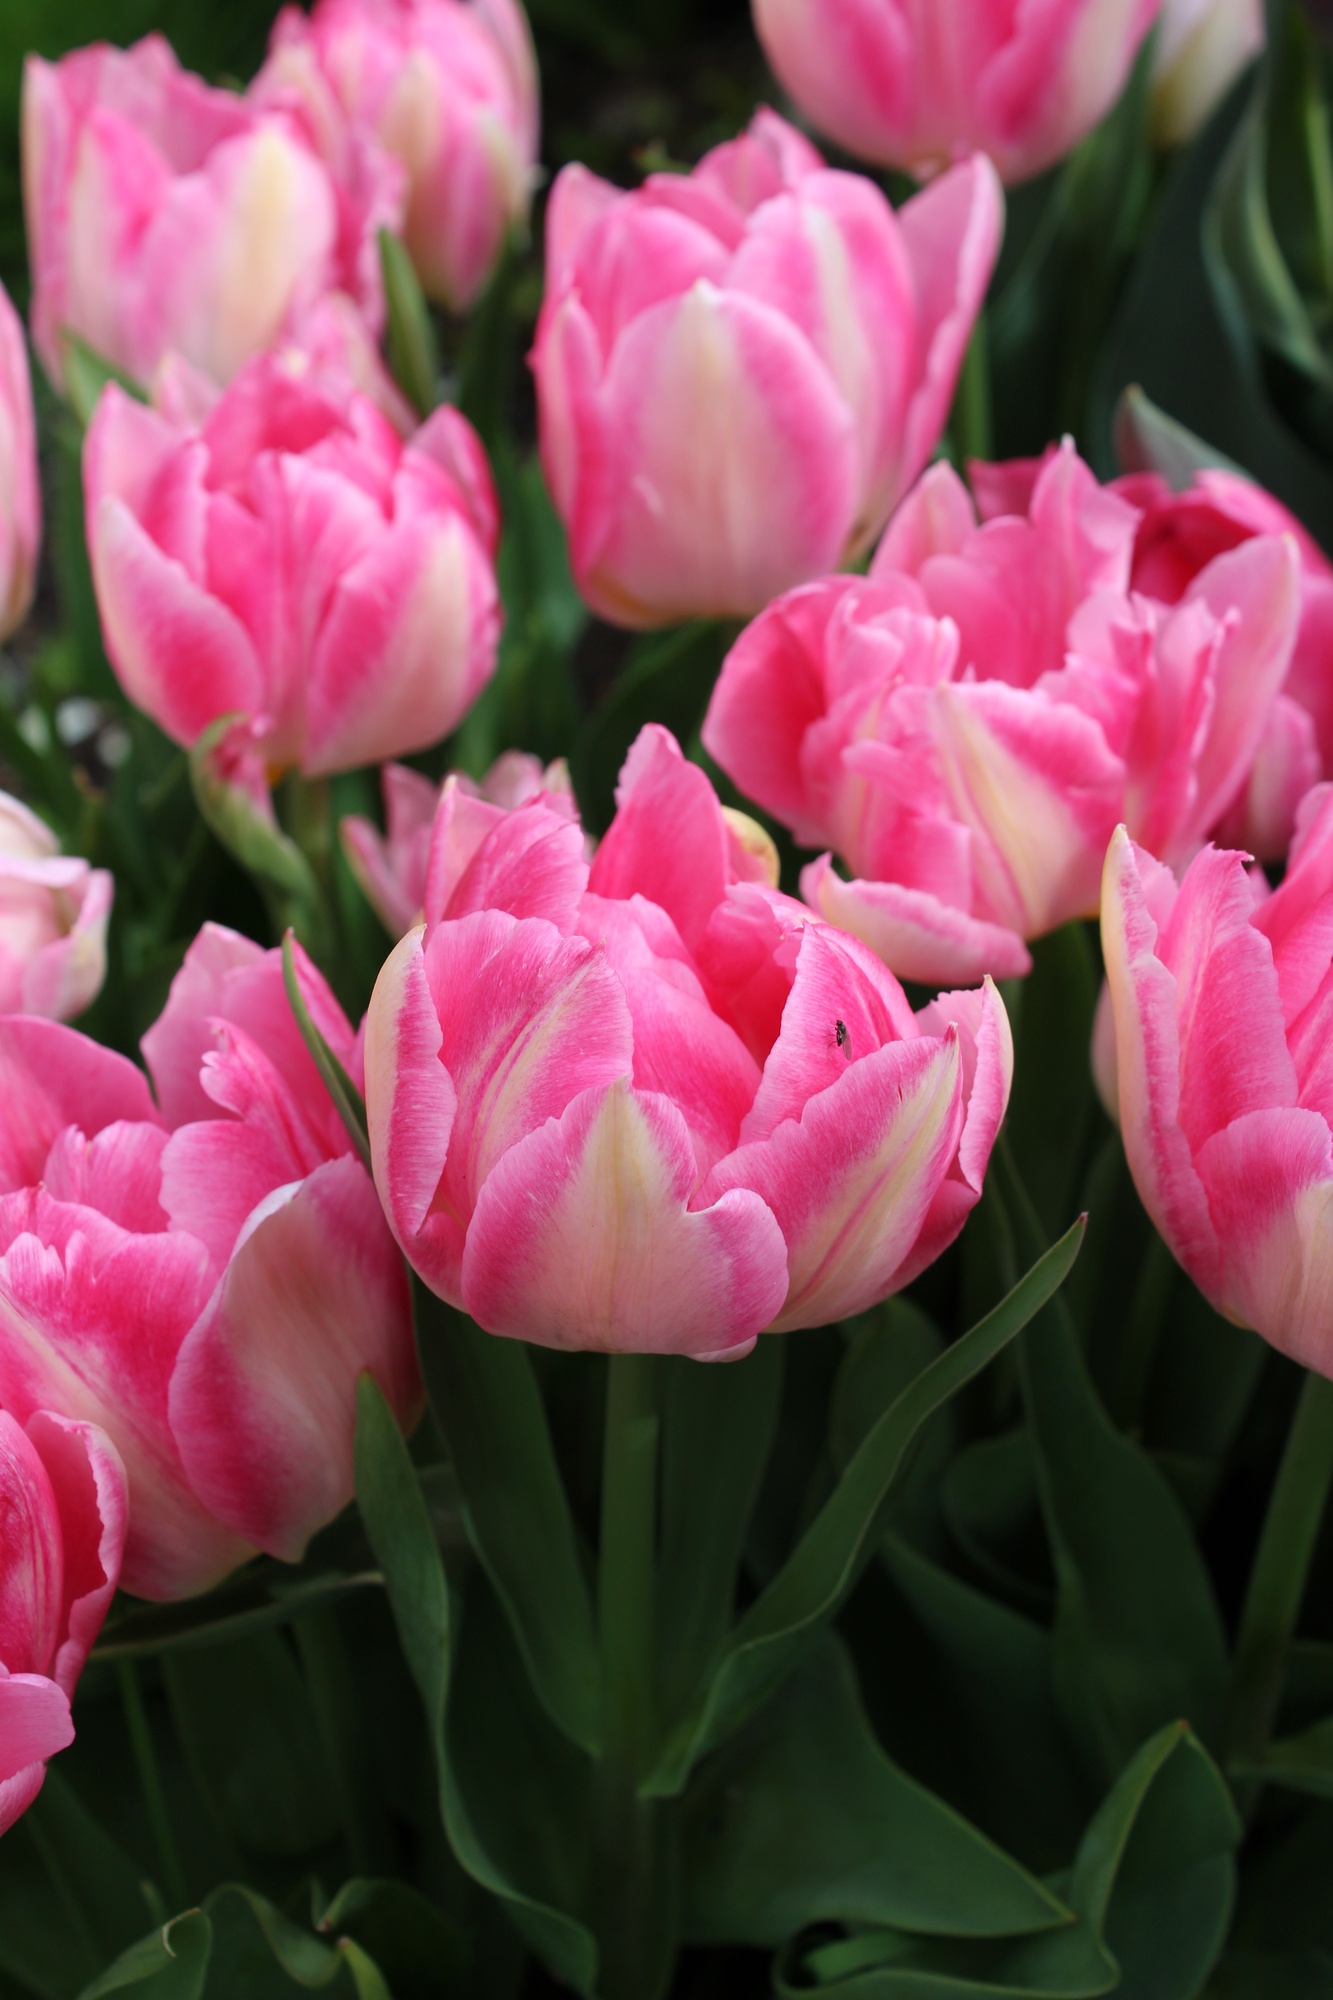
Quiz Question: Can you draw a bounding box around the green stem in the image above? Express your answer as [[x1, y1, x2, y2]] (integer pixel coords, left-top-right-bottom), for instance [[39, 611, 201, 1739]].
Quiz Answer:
[[595, 1352, 668, 2000], [116, 1660, 188, 1913], [1225, 1370, 1333, 1795], [953, 310, 993, 467], [1112, 1232, 1175, 1433]]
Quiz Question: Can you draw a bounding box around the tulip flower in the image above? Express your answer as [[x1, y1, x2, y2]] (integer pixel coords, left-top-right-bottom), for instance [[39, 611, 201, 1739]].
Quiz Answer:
[[0, 929, 418, 1600], [0, 791, 113, 1022], [703, 445, 1301, 985], [84, 347, 501, 777], [343, 751, 577, 936], [530, 109, 1002, 627], [1152, 0, 1265, 148], [22, 35, 394, 396], [0, 1409, 126, 1835], [749, 0, 1161, 185], [365, 723, 1012, 1356], [259, 0, 540, 312], [1101, 785, 1333, 1374], [0, 281, 39, 643]]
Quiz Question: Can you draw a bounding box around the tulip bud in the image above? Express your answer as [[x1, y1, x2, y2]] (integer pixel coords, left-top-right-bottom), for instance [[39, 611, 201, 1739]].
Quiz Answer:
[[22, 35, 387, 394], [0, 1411, 126, 1835], [1101, 787, 1333, 1376], [531, 109, 1002, 627], [84, 347, 502, 777], [0, 282, 39, 641], [257, 0, 540, 312], [365, 723, 1013, 1355], [1152, 0, 1265, 147], [749, 0, 1161, 185], [0, 792, 113, 1022]]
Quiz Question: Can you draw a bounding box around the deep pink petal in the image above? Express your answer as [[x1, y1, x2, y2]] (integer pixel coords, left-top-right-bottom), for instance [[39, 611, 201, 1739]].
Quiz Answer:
[[0, 1412, 62, 1678], [0, 1020, 162, 1193], [0, 1674, 72, 1795], [1195, 1108, 1333, 1375], [589, 725, 731, 953]]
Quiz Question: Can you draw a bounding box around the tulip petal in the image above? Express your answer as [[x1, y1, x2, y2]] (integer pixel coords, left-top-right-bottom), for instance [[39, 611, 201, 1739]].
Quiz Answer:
[[802, 851, 1032, 985], [589, 725, 733, 953], [0, 1019, 162, 1193], [0, 1412, 62, 1680], [168, 1156, 417, 1561], [461, 1079, 789, 1356], [1195, 1107, 1333, 1374], [366, 926, 458, 1291], [24, 1412, 126, 1700], [0, 1673, 72, 1792]]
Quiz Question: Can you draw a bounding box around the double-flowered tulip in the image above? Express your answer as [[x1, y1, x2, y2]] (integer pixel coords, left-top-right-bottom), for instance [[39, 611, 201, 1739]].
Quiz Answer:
[[0, 928, 418, 1600], [704, 444, 1301, 985], [0, 1408, 125, 1835], [23, 36, 393, 395], [84, 347, 501, 776], [342, 750, 576, 936], [0, 280, 39, 643], [749, 0, 1161, 185], [260, 0, 539, 312], [365, 724, 1012, 1356], [1101, 786, 1333, 1375], [0, 792, 113, 1022], [531, 109, 1001, 627]]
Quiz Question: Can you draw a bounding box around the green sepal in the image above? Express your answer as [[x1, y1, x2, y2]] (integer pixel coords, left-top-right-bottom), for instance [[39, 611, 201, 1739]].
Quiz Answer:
[[379, 228, 441, 419]]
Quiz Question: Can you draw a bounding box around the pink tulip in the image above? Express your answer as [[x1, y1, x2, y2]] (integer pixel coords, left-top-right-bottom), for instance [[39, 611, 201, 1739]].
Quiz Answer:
[[1152, 0, 1264, 147], [342, 751, 577, 935], [0, 281, 39, 642], [0, 1408, 126, 1835], [365, 723, 1012, 1356], [749, 0, 1161, 184], [0, 791, 113, 1022], [703, 444, 1301, 985], [0, 929, 418, 1600], [259, 0, 539, 312], [22, 35, 396, 396], [84, 347, 501, 777], [531, 109, 1002, 627], [1101, 786, 1333, 1374]]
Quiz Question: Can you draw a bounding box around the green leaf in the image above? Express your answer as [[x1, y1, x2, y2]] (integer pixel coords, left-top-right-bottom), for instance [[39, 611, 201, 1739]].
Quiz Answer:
[[78, 1914, 211, 2000], [61, 331, 146, 428], [939, 1430, 1052, 1619], [1113, 385, 1246, 487], [379, 227, 441, 419], [316, 1879, 473, 1991], [162, 1634, 340, 1858], [188, 717, 326, 953], [645, 1222, 1086, 1797], [0, 1773, 156, 1998], [354, 1369, 598, 1995], [282, 932, 371, 1169], [682, 1634, 1071, 1948], [828, 1300, 946, 1475], [656, 1336, 784, 1729], [1237, 1713, 1333, 1797], [414, 1287, 600, 1755]]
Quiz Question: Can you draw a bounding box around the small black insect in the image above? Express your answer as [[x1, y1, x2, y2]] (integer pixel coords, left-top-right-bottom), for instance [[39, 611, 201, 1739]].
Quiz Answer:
[[835, 1019, 848, 1048]]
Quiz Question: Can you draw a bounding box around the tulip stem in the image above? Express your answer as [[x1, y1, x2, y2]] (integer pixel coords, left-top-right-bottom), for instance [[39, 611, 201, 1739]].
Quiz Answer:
[[595, 1351, 671, 2000], [116, 1660, 188, 1914], [954, 310, 992, 467], [1225, 1368, 1333, 1801]]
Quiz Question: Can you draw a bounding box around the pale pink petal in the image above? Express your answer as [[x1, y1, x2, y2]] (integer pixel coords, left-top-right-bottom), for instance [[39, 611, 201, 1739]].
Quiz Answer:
[[589, 725, 731, 953], [801, 852, 1032, 985], [0, 1675, 72, 1797], [440, 799, 589, 931], [365, 925, 459, 1299], [461, 1079, 789, 1356], [1195, 1108, 1333, 1375], [872, 459, 977, 577], [1255, 784, 1333, 1028]]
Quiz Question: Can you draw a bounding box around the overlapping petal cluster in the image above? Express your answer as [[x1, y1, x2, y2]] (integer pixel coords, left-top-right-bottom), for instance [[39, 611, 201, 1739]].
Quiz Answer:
[[0, 930, 418, 1601], [0, 281, 39, 644], [0, 1408, 125, 1834], [84, 347, 501, 776], [23, 35, 395, 393], [260, 0, 539, 312], [0, 793, 113, 1023], [705, 443, 1301, 985], [1102, 787, 1333, 1377], [342, 750, 577, 937], [365, 725, 1012, 1357], [531, 109, 1002, 627], [749, 0, 1160, 184]]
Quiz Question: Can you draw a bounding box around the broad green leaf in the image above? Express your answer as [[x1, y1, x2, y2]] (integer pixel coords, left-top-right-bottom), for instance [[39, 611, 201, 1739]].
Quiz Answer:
[[379, 228, 441, 419], [355, 1371, 598, 1995], [940, 1430, 1052, 1619], [78, 1913, 211, 2000], [1113, 385, 1246, 487], [999, 1156, 1229, 1781], [682, 1635, 1071, 1947], [571, 621, 731, 834], [876, 1534, 1089, 1872], [0, 1773, 156, 1998], [657, 1336, 784, 1728], [774, 1921, 1118, 1999], [162, 1633, 340, 1858], [282, 932, 371, 1169], [645, 1223, 1085, 1797], [1237, 1713, 1333, 1797], [414, 1288, 600, 1754]]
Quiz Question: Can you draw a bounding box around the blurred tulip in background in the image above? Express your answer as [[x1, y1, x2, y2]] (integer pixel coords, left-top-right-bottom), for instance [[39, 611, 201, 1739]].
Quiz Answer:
[[0, 281, 39, 643], [0, 793, 113, 1022]]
